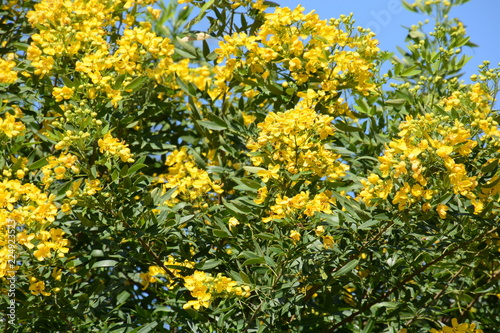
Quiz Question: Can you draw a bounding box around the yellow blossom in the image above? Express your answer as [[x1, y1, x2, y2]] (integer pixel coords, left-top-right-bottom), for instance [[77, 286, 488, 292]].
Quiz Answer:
[[429, 318, 483, 333], [290, 230, 301, 243], [29, 279, 51, 296], [436, 204, 449, 219], [98, 132, 135, 163], [322, 235, 335, 249]]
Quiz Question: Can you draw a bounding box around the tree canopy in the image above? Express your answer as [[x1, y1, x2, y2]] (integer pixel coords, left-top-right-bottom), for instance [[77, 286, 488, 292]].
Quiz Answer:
[[0, 0, 499, 332]]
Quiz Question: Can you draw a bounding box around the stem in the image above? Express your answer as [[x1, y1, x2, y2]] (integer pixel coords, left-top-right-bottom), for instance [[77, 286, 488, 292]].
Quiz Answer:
[[405, 266, 465, 327], [324, 227, 498, 332], [121, 220, 176, 280], [457, 267, 500, 322]]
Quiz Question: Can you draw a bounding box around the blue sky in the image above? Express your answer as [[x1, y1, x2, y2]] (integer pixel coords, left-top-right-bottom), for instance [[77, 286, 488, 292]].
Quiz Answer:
[[276, 0, 500, 80]]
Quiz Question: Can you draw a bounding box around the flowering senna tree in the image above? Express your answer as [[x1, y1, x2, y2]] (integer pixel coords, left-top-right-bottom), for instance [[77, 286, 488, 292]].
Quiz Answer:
[[0, 0, 499, 332]]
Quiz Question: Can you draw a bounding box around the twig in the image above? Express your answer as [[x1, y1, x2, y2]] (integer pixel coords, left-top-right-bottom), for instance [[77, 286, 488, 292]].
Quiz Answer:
[[121, 220, 176, 280], [324, 227, 498, 332]]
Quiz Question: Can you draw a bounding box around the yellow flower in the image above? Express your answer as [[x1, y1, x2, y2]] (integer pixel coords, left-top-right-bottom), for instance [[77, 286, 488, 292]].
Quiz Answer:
[[257, 164, 280, 183], [471, 199, 484, 214], [322, 235, 335, 249], [436, 204, 449, 219], [0, 58, 18, 83], [254, 186, 268, 204], [242, 112, 256, 126], [51, 267, 62, 281], [422, 202, 432, 212], [52, 86, 74, 102], [315, 225, 325, 236], [429, 318, 483, 333], [161, 147, 223, 206], [290, 230, 301, 243], [342, 284, 356, 306], [17, 231, 35, 249], [0, 112, 25, 138], [98, 133, 134, 163], [228, 217, 240, 228], [33, 243, 52, 261], [29, 279, 51, 296], [182, 294, 211, 310]]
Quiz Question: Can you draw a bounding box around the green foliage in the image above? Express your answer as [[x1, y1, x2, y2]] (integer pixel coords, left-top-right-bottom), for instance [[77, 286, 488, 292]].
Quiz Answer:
[[0, 0, 498, 332]]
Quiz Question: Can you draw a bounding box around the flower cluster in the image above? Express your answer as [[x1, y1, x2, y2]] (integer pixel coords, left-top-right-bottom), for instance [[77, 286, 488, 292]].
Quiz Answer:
[[430, 318, 483, 333], [248, 103, 348, 180], [26, 0, 119, 77], [19, 228, 70, 262], [25, 0, 176, 107], [52, 86, 74, 103], [359, 83, 498, 218], [247, 102, 348, 225], [141, 256, 250, 310], [0, 106, 25, 139], [98, 132, 135, 163], [159, 147, 223, 206], [29, 277, 51, 296], [262, 191, 335, 223], [0, 58, 17, 84], [178, 0, 268, 11], [0, 178, 66, 278], [41, 153, 80, 186], [214, 5, 379, 108], [140, 255, 195, 289], [183, 271, 251, 310]]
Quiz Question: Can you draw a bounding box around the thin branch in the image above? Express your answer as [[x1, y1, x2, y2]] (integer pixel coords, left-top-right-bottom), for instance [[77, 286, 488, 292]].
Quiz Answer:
[[324, 227, 498, 332], [121, 220, 176, 280], [458, 267, 500, 322], [405, 266, 465, 327]]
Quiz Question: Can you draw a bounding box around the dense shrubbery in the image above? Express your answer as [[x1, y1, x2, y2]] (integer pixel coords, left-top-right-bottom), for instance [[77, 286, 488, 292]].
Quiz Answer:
[[1, 0, 499, 332]]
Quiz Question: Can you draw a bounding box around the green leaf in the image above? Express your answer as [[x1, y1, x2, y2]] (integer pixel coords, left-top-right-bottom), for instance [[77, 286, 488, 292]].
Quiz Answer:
[[197, 120, 227, 131], [361, 319, 375, 333], [130, 322, 158, 333], [401, 0, 418, 12], [213, 229, 231, 238], [12, 42, 29, 51], [61, 76, 74, 88], [242, 257, 266, 266], [239, 251, 259, 259], [174, 48, 197, 59], [370, 301, 398, 312], [358, 219, 380, 230], [75, 212, 93, 227], [207, 113, 228, 129], [243, 166, 266, 173], [28, 156, 48, 170], [331, 259, 359, 278], [117, 291, 131, 304], [385, 99, 407, 105], [255, 233, 278, 241], [195, 260, 221, 270], [335, 122, 362, 132], [409, 30, 425, 39], [92, 260, 118, 268], [239, 271, 251, 283], [481, 159, 498, 174], [124, 76, 148, 93], [191, 0, 215, 27], [127, 163, 147, 175], [400, 66, 421, 77], [224, 200, 252, 214], [180, 214, 195, 224], [90, 250, 105, 257]]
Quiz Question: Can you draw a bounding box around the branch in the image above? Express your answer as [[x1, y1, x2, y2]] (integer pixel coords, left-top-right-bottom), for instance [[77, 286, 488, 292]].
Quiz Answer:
[[324, 226, 498, 332], [458, 267, 500, 322], [121, 220, 176, 280]]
